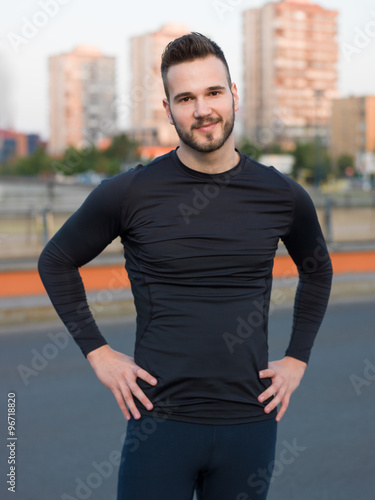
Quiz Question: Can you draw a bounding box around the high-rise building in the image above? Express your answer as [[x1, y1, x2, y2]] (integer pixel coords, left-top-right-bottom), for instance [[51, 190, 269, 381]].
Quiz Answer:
[[330, 96, 375, 172], [129, 24, 190, 148], [49, 45, 116, 155], [243, 0, 338, 148]]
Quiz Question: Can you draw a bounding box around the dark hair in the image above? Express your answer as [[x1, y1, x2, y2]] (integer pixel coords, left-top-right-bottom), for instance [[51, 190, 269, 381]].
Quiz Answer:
[[161, 32, 232, 100]]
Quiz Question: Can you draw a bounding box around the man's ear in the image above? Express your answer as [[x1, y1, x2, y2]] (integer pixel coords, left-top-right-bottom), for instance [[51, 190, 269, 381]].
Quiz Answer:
[[163, 98, 174, 125], [231, 83, 239, 112]]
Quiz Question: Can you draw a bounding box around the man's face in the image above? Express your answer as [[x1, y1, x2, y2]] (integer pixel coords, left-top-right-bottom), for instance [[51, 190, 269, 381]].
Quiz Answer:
[[163, 56, 239, 153]]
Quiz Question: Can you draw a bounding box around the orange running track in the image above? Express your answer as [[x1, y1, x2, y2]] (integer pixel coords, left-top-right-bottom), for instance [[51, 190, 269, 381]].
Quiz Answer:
[[0, 251, 374, 298]]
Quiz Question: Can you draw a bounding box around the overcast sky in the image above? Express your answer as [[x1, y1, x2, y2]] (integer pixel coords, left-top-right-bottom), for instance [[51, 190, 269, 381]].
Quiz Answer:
[[1, 0, 375, 140]]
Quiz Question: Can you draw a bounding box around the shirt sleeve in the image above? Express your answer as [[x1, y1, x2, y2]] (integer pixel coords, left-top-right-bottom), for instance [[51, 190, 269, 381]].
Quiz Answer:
[[37, 170, 139, 357], [281, 180, 333, 364]]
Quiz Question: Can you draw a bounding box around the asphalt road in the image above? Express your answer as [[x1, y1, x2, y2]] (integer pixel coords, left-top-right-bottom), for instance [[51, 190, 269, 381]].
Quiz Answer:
[[1, 297, 374, 500]]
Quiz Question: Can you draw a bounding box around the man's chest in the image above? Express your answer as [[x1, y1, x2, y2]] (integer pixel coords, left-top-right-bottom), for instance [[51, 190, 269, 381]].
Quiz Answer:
[[121, 186, 292, 280]]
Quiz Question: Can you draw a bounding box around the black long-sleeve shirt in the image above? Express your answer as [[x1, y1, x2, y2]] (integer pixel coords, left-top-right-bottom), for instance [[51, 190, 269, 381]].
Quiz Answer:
[[38, 149, 332, 424]]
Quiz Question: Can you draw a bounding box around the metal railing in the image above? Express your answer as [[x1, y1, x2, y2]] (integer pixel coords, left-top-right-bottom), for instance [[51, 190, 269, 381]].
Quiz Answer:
[[1, 179, 375, 262]]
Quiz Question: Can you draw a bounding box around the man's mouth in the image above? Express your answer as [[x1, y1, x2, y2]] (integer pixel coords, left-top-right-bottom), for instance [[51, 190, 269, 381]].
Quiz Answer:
[[193, 119, 221, 133]]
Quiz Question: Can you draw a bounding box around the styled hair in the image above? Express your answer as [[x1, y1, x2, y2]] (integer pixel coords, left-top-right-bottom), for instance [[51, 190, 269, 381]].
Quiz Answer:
[[161, 32, 232, 101]]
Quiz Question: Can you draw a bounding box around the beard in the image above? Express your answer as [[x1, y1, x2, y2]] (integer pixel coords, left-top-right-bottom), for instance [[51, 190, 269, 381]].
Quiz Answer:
[[170, 99, 235, 153]]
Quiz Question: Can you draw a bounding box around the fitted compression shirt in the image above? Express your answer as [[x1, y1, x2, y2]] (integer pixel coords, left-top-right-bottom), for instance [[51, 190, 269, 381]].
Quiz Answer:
[[38, 149, 332, 424]]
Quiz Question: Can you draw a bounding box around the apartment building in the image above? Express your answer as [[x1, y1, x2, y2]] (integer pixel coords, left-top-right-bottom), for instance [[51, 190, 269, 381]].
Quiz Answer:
[[49, 45, 116, 154], [330, 96, 375, 173], [129, 23, 190, 148], [243, 0, 338, 148]]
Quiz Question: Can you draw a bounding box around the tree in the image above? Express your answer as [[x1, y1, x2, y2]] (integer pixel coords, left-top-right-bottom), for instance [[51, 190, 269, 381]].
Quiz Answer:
[[5, 147, 52, 176], [59, 145, 101, 176], [237, 138, 261, 160], [292, 141, 332, 184], [51, 134, 140, 177], [262, 143, 283, 154], [337, 154, 354, 177], [103, 134, 138, 161]]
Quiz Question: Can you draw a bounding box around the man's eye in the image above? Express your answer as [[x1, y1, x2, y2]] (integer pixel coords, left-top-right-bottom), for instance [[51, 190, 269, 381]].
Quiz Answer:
[[210, 91, 220, 96], [181, 97, 191, 103]]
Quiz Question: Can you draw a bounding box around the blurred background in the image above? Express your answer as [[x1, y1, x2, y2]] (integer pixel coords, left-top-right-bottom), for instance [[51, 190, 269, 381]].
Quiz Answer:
[[1, 1, 374, 499], [1, 0, 375, 263]]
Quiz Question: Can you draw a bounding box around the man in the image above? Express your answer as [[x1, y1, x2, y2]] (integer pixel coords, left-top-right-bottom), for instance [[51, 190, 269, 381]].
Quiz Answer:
[[38, 33, 332, 500]]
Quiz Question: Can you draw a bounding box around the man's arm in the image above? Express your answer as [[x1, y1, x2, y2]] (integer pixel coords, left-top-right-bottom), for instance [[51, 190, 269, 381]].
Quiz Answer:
[[38, 171, 158, 420], [258, 180, 333, 421]]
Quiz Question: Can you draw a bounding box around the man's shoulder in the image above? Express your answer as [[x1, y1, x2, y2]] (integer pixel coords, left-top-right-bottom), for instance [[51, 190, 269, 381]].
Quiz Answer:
[[136, 149, 176, 173], [241, 153, 307, 197], [126, 150, 175, 180], [100, 150, 175, 189], [242, 154, 286, 178], [143, 150, 175, 169]]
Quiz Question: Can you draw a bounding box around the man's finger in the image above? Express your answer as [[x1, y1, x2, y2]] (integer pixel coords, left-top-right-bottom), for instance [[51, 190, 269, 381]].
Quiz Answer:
[[118, 382, 142, 420], [265, 387, 289, 414], [258, 381, 280, 402], [275, 394, 290, 422], [259, 369, 275, 378], [124, 397, 142, 420], [264, 392, 282, 413], [135, 367, 158, 386], [112, 388, 131, 421], [128, 381, 154, 411]]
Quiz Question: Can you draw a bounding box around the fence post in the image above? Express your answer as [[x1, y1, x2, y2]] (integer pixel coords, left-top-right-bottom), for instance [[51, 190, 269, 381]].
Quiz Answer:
[[324, 197, 333, 244], [41, 208, 53, 246]]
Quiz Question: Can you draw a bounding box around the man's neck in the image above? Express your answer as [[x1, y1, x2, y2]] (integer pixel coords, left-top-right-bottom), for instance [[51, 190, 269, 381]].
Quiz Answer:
[[176, 140, 240, 175]]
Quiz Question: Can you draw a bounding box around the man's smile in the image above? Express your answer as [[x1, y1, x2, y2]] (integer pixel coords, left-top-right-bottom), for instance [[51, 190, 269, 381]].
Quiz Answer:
[[192, 119, 222, 133]]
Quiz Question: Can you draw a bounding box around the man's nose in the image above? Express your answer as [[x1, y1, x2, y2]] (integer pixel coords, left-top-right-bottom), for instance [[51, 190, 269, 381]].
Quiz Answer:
[[193, 97, 212, 118]]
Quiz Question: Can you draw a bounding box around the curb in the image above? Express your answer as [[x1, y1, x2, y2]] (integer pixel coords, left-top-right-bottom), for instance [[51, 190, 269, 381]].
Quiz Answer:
[[0, 273, 374, 328]]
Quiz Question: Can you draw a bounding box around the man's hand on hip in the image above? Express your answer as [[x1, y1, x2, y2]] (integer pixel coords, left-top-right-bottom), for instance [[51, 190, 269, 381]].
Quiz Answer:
[[258, 356, 307, 422], [86, 345, 158, 421]]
